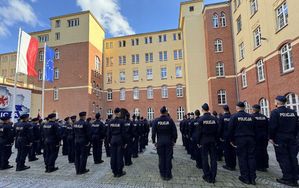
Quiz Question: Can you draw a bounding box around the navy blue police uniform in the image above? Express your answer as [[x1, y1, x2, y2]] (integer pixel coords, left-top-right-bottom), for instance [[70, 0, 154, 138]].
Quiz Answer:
[[104, 115, 112, 157], [28, 118, 40, 161], [91, 113, 105, 164], [66, 116, 75, 163], [131, 115, 140, 158], [190, 114, 202, 169], [152, 107, 177, 180], [61, 119, 68, 156], [123, 115, 133, 166]]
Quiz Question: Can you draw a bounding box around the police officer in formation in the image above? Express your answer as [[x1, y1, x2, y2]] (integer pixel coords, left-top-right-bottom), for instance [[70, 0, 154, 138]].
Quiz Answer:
[[252, 104, 269, 172], [15, 114, 32, 171], [104, 115, 112, 157], [152, 106, 177, 181], [66, 116, 76, 163], [131, 114, 140, 158], [43, 113, 60, 173], [73, 112, 90, 175], [90, 113, 105, 164], [28, 117, 39, 162], [190, 109, 202, 169], [107, 108, 126, 177], [0, 114, 14, 170], [60, 118, 68, 156], [123, 110, 133, 166], [228, 102, 256, 185], [269, 96, 299, 186], [196, 103, 218, 183], [219, 105, 236, 171]]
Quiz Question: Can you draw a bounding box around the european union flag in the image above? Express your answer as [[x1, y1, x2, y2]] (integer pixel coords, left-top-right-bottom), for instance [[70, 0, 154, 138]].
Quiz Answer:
[[45, 46, 54, 82]]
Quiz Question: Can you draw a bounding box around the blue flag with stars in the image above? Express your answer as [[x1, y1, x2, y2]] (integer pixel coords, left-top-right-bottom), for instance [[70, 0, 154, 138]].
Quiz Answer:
[[45, 46, 54, 82]]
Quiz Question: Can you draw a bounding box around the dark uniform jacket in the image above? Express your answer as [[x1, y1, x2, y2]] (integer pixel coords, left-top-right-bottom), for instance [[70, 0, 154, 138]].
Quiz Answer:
[[196, 113, 219, 145], [90, 119, 105, 140], [124, 119, 133, 143], [252, 112, 269, 140], [43, 121, 61, 144], [152, 115, 177, 145], [0, 123, 15, 146], [190, 116, 200, 141], [269, 106, 298, 141], [73, 119, 90, 145], [107, 117, 125, 145], [15, 121, 33, 145], [219, 113, 231, 140]]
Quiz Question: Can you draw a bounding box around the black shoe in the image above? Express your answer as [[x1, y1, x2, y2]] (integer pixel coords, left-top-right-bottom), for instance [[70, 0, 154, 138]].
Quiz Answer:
[[211, 179, 216, 184], [76, 171, 82, 175], [0, 165, 13, 170], [116, 171, 126, 177], [239, 176, 250, 185], [16, 166, 30, 171], [257, 168, 267, 172], [276, 178, 298, 187], [29, 158, 38, 162], [132, 155, 138, 158], [203, 176, 211, 183], [81, 169, 90, 174], [251, 179, 256, 185], [223, 165, 235, 171], [125, 162, 133, 166], [48, 167, 59, 173]]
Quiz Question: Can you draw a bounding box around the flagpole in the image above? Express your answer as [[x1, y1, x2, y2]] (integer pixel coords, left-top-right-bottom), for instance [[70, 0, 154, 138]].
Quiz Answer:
[[12, 28, 22, 123], [41, 43, 46, 119]]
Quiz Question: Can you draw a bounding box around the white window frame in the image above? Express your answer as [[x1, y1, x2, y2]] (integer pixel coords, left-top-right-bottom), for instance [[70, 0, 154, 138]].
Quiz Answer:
[[120, 88, 126, 101], [237, 16, 242, 33], [107, 109, 113, 116], [212, 14, 219, 28], [174, 50, 178, 60], [133, 69, 139, 81], [214, 39, 223, 52], [250, 0, 258, 15], [177, 107, 185, 121], [95, 56, 100, 71], [253, 26, 261, 48], [239, 42, 245, 60], [161, 85, 168, 99], [120, 71, 126, 82], [54, 68, 59, 80], [147, 68, 153, 80], [244, 101, 251, 113], [107, 90, 112, 101], [133, 88, 140, 100], [259, 98, 270, 117], [39, 51, 44, 62], [217, 89, 227, 105], [281, 43, 293, 73], [161, 67, 167, 79], [176, 85, 183, 97], [178, 49, 183, 59], [216, 62, 225, 77], [257, 59, 265, 82], [241, 70, 248, 88], [163, 51, 168, 61], [147, 87, 154, 99], [220, 12, 226, 27], [286, 93, 299, 113], [53, 88, 59, 101], [107, 73, 112, 84], [147, 108, 154, 121], [176, 66, 182, 78], [276, 2, 288, 30]]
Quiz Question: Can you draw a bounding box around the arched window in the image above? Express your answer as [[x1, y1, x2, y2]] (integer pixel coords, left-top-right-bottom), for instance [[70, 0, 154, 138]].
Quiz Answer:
[[241, 70, 248, 88], [54, 49, 60, 60], [134, 108, 141, 117], [216, 62, 225, 77], [120, 88, 126, 101], [244, 101, 251, 113], [161, 85, 168, 99], [286, 93, 299, 113], [147, 108, 154, 120], [214, 39, 223, 52], [107, 89, 112, 101], [217, 89, 227, 105], [280, 43, 293, 73], [212, 14, 219, 28], [95, 56, 100, 71], [259, 98, 270, 117], [220, 12, 226, 27], [256, 59, 265, 82], [133, 87, 139, 100], [177, 107, 185, 121], [176, 84, 183, 97], [147, 86, 153, 99]]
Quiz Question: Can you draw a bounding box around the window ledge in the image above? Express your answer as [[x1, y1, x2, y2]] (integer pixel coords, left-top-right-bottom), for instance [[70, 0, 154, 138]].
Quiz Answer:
[[218, 104, 227, 106], [253, 45, 261, 51], [276, 24, 288, 34], [250, 11, 257, 19], [242, 86, 248, 90], [281, 68, 294, 76], [216, 76, 225, 78], [257, 80, 265, 84]]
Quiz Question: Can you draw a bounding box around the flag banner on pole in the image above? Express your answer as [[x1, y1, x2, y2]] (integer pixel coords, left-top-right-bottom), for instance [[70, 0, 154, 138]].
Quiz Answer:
[[17, 31, 38, 76], [45, 46, 55, 82]]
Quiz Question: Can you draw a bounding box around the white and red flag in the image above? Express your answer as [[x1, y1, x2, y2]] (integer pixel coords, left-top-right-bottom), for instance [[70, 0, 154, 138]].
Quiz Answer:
[[17, 30, 38, 76]]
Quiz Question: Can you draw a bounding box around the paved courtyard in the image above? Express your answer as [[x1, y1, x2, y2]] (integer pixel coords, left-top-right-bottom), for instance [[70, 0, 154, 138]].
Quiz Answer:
[[0, 135, 294, 188]]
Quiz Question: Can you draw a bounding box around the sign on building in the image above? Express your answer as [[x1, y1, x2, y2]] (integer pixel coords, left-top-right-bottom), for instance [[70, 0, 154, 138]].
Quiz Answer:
[[0, 85, 31, 119]]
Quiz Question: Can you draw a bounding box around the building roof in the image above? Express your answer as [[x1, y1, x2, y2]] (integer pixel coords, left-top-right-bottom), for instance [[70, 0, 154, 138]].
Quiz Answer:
[[202, 1, 229, 13]]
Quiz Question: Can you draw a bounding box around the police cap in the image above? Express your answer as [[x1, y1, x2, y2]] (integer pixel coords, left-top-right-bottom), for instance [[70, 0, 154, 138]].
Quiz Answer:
[[1, 114, 11, 121], [276, 96, 287, 103], [236, 102, 245, 108], [20, 114, 29, 120], [95, 113, 101, 119], [202, 103, 210, 111], [223, 105, 230, 111], [48, 113, 56, 119], [252, 104, 261, 110], [79, 112, 87, 117], [160, 106, 168, 114], [64, 117, 70, 121], [32, 117, 39, 122], [70, 115, 77, 120], [114, 108, 121, 114]]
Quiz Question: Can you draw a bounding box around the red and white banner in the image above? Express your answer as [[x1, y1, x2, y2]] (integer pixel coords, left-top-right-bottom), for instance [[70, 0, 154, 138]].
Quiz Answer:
[[17, 31, 38, 76]]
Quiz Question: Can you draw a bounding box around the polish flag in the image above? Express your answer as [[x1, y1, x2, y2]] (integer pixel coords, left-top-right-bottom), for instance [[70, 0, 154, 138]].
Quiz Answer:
[[17, 30, 39, 76]]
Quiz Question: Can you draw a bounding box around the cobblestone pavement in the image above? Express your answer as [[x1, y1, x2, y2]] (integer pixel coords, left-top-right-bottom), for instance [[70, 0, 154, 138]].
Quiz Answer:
[[0, 135, 294, 188]]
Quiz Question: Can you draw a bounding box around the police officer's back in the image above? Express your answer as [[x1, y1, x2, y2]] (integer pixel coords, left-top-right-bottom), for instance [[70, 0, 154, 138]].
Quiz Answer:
[[90, 113, 105, 164]]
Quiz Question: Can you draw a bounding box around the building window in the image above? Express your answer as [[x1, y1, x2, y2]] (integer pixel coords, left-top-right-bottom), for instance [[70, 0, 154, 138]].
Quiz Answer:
[[280, 43, 293, 73], [145, 53, 153, 63], [53, 88, 59, 101], [38, 35, 49, 43], [92, 102, 96, 113], [259, 98, 270, 117], [54, 68, 59, 79], [276, 2, 288, 30], [161, 85, 168, 99], [177, 107, 185, 121], [239, 42, 245, 60], [147, 87, 154, 99], [119, 40, 126, 47], [176, 66, 182, 78], [68, 18, 80, 27], [214, 39, 223, 52], [212, 14, 219, 28], [173, 33, 177, 41], [120, 71, 126, 82], [216, 62, 225, 77], [38, 69, 42, 81], [120, 88, 126, 101], [220, 12, 226, 27], [241, 70, 248, 88], [132, 54, 140, 64], [237, 15, 242, 33], [107, 73, 112, 84], [161, 67, 167, 79], [163, 34, 167, 42], [133, 69, 139, 81], [250, 0, 258, 15], [217, 89, 227, 105], [189, 6, 194, 12], [178, 49, 183, 59], [107, 109, 113, 116], [107, 89, 112, 101], [286, 93, 299, 113], [253, 26, 261, 48], [244, 101, 251, 113], [95, 56, 100, 71], [176, 85, 183, 97], [147, 68, 153, 80], [174, 50, 178, 60], [55, 20, 61, 28], [159, 52, 163, 61], [134, 108, 141, 117], [237, 0, 241, 7], [158, 34, 167, 42], [55, 32, 60, 40], [256, 59, 265, 82], [55, 49, 60, 60], [133, 87, 139, 100], [147, 108, 154, 121], [163, 51, 168, 61], [39, 51, 44, 62], [119, 56, 126, 65]]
